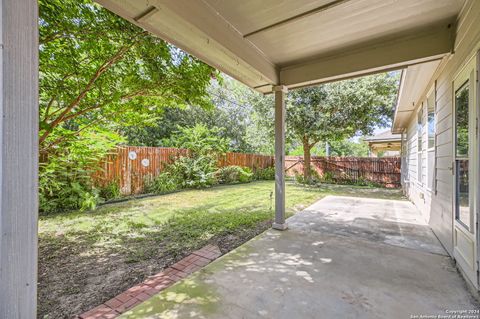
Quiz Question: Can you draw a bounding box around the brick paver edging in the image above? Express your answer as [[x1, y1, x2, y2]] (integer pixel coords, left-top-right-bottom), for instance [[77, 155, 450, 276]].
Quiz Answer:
[[78, 244, 222, 319]]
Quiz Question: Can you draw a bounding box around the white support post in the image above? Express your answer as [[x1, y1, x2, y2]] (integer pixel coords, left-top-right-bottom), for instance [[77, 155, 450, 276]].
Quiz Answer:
[[0, 0, 39, 318], [272, 85, 288, 230]]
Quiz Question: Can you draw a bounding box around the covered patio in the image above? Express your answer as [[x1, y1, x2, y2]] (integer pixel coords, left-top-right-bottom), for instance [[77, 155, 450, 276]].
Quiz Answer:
[[1, 0, 477, 317], [120, 196, 478, 318]]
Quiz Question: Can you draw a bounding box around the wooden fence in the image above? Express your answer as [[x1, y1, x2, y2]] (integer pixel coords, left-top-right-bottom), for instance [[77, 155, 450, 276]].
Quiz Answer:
[[285, 156, 401, 188], [94, 147, 401, 195], [94, 146, 274, 195]]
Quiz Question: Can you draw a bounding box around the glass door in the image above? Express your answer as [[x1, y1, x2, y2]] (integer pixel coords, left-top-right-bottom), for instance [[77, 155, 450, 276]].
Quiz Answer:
[[455, 82, 470, 229], [453, 55, 478, 288]]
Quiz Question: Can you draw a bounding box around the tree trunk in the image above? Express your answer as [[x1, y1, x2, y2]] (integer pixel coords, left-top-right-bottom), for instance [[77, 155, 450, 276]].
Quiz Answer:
[[303, 138, 312, 184]]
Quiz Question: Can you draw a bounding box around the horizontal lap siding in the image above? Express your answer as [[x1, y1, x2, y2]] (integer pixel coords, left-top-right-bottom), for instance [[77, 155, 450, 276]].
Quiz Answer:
[[406, 119, 418, 183], [401, 0, 480, 255]]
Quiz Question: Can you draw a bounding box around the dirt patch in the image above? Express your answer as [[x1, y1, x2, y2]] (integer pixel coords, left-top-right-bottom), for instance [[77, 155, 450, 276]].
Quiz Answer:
[[213, 219, 272, 254], [38, 219, 273, 319]]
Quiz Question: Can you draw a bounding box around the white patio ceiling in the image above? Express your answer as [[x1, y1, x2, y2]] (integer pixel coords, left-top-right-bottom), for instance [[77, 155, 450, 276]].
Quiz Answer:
[[97, 0, 464, 93]]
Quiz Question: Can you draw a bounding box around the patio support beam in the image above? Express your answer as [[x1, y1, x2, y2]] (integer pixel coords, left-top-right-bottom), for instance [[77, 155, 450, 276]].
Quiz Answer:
[[280, 23, 454, 88], [0, 0, 39, 317], [273, 85, 288, 230]]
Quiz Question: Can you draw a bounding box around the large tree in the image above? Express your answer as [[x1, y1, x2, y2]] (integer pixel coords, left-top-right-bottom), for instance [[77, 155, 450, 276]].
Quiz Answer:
[[287, 73, 399, 182], [39, 0, 214, 154]]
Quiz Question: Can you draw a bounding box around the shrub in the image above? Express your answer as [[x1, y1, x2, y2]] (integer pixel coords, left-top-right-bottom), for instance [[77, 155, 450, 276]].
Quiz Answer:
[[238, 167, 253, 183], [217, 166, 253, 184], [320, 171, 334, 183], [253, 167, 275, 180], [39, 128, 122, 214], [162, 124, 228, 188], [144, 171, 182, 194], [99, 181, 122, 201], [294, 166, 321, 185], [170, 155, 218, 188]]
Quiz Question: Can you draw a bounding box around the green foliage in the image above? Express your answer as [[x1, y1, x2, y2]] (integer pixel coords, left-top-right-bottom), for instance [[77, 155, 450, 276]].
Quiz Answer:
[[238, 167, 254, 183], [319, 171, 334, 184], [144, 172, 182, 194], [208, 77, 275, 153], [39, 0, 214, 150], [39, 128, 122, 213], [169, 124, 228, 156], [288, 73, 399, 144], [122, 76, 275, 154], [169, 156, 218, 188], [327, 139, 369, 157], [216, 166, 253, 184], [145, 125, 227, 192], [294, 168, 383, 188], [289, 139, 369, 157], [98, 181, 122, 201], [166, 124, 228, 188], [294, 167, 321, 184], [253, 167, 275, 181]]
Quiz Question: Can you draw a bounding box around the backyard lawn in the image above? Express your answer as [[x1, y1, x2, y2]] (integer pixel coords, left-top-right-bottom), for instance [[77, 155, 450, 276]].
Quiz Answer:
[[38, 180, 404, 318]]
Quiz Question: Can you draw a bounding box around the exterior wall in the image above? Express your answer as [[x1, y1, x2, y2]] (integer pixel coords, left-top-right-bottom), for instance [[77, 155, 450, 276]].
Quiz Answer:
[[402, 0, 480, 259], [403, 106, 431, 223]]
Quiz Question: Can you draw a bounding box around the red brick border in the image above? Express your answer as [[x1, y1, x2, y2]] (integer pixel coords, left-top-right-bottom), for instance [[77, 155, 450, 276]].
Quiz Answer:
[[78, 244, 222, 319]]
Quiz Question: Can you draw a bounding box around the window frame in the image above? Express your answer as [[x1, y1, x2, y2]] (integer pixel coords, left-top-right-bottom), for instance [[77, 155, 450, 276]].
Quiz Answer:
[[417, 103, 425, 185], [426, 85, 436, 191]]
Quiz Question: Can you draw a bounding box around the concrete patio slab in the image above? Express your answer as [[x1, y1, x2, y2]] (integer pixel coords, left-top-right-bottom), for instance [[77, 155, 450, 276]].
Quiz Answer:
[[288, 196, 447, 255], [120, 196, 479, 319]]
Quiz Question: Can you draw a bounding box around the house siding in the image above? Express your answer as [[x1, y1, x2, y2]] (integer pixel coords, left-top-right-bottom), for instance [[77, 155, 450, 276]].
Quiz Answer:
[[402, 0, 480, 257]]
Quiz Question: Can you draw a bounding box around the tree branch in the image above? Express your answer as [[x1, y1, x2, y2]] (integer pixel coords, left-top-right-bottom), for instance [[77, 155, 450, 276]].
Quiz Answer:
[[39, 32, 146, 145]]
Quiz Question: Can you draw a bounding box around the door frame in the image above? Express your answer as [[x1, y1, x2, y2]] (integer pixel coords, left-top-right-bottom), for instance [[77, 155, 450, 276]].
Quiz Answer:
[[476, 50, 480, 289], [452, 52, 478, 289]]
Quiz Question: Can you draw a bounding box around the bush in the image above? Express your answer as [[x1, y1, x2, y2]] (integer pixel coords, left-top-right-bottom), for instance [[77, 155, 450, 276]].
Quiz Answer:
[[253, 167, 275, 180], [99, 181, 122, 201], [39, 128, 122, 214], [294, 166, 321, 185], [238, 167, 253, 183], [162, 124, 228, 188], [320, 171, 334, 183], [144, 171, 182, 194], [216, 166, 253, 184], [170, 155, 218, 188]]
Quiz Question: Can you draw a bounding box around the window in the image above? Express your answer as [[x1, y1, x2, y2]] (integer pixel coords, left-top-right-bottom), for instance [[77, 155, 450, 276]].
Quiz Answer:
[[427, 95, 435, 149], [454, 81, 470, 230], [417, 106, 423, 152], [417, 105, 424, 183], [427, 88, 435, 190]]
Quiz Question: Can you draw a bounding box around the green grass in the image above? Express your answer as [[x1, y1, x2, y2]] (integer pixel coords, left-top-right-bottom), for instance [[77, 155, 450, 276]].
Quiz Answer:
[[39, 181, 404, 260]]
